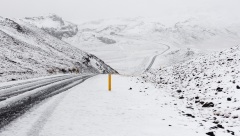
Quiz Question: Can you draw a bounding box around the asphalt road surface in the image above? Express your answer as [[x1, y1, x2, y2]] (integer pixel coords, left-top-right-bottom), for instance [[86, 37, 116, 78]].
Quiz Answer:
[[0, 74, 95, 128]]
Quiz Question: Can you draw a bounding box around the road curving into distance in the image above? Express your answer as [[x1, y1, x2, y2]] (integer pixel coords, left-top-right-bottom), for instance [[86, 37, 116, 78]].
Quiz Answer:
[[144, 43, 170, 72]]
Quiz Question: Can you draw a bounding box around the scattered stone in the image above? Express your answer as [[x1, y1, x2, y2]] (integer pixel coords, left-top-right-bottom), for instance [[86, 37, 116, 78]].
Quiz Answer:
[[129, 87, 132, 90], [206, 132, 215, 136], [213, 120, 219, 124], [227, 98, 232, 101], [202, 102, 214, 107], [217, 124, 224, 129], [184, 114, 195, 118], [227, 130, 235, 135], [179, 96, 184, 99], [216, 87, 223, 92], [177, 90, 182, 93], [195, 100, 200, 103], [236, 85, 240, 89]]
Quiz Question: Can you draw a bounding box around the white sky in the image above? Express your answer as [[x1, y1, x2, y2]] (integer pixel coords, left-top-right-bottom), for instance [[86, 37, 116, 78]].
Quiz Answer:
[[0, 0, 240, 24]]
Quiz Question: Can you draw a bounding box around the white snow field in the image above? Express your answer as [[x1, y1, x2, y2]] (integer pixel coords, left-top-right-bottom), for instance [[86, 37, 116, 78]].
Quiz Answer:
[[0, 75, 205, 136]]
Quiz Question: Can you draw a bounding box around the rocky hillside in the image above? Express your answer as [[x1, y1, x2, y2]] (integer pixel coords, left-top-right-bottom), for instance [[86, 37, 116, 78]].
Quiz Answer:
[[142, 46, 240, 136], [0, 16, 117, 82], [24, 14, 78, 39]]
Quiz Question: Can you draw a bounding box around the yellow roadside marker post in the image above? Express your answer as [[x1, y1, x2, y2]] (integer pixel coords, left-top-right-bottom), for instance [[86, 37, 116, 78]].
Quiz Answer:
[[108, 74, 112, 91]]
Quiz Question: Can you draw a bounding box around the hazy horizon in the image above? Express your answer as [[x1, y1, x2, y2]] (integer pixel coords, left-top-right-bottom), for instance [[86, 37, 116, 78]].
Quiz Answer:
[[0, 0, 240, 24]]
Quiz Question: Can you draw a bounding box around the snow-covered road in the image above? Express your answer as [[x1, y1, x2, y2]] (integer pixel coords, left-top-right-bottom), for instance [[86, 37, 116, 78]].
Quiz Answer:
[[0, 37, 175, 135], [0, 75, 205, 136], [0, 74, 95, 128], [144, 43, 170, 72]]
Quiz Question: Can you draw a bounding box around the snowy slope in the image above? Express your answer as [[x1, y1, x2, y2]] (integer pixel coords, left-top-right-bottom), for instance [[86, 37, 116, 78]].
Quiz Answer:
[[143, 46, 240, 136], [0, 16, 117, 82]]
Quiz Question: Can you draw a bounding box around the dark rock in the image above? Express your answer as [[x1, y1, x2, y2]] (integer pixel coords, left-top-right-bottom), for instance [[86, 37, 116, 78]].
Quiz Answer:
[[195, 100, 200, 103], [206, 132, 215, 136], [216, 87, 223, 92], [184, 114, 195, 118], [227, 130, 235, 135], [217, 124, 224, 129], [177, 90, 182, 93], [129, 87, 132, 90], [236, 85, 240, 89], [227, 98, 231, 101], [179, 96, 184, 99], [213, 120, 219, 124], [202, 102, 214, 107]]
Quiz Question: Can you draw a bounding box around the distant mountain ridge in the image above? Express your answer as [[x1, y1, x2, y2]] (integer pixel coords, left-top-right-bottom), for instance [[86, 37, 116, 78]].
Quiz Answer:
[[23, 15, 240, 50], [24, 14, 78, 39], [22, 15, 240, 74]]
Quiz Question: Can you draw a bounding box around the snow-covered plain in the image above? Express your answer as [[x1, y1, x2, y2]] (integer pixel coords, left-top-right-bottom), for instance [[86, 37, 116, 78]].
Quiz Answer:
[[0, 75, 205, 136]]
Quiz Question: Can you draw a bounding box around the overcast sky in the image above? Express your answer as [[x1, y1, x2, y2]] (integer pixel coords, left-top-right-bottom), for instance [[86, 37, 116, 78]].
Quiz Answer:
[[1, 0, 240, 23]]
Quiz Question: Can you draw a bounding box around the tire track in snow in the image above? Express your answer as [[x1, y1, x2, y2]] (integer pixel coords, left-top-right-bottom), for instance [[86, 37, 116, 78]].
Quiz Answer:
[[0, 74, 71, 91], [26, 78, 89, 136], [0, 74, 93, 129], [0, 75, 77, 101]]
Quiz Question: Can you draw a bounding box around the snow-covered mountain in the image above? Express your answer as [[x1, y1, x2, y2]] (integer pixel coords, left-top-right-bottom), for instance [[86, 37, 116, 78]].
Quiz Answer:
[[22, 15, 240, 75], [143, 46, 240, 136], [0, 16, 117, 82], [62, 17, 240, 49], [24, 14, 78, 39], [23, 15, 240, 49]]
